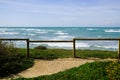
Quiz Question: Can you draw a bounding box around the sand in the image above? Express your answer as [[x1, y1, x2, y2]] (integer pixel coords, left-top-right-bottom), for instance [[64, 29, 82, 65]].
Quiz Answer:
[[1, 58, 117, 80], [12, 58, 94, 78]]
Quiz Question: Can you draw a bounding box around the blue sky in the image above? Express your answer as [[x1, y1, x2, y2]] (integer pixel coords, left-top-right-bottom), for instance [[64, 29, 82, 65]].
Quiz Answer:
[[0, 0, 120, 27]]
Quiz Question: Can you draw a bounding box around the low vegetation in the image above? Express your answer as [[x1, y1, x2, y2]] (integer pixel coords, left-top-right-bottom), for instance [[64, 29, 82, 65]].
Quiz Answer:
[[106, 61, 120, 80], [0, 43, 118, 79], [34, 46, 47, 50], [76, 49, 117, 59], [19, 48, 117, 59], [0, 41, 34, 78], [14, 61, 120, 80]]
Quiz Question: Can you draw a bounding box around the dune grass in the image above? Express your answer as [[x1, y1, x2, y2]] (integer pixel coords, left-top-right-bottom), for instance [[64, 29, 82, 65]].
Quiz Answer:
[[13, 61, 120, 80], [19, 48, 118, 59], [76, 49, 118, 59]]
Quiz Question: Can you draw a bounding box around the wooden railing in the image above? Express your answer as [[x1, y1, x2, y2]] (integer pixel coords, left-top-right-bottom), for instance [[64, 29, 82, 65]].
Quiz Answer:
[[73, 38, 120, 61], [0, 38, 30, 57], [0, 38, 120, 61]]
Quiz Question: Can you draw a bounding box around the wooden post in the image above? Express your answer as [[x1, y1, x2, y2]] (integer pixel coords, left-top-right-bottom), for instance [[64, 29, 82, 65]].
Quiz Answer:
[[73, 39, 76, 58], [26, 39, 30, 57], [118, 40, 120, 61]]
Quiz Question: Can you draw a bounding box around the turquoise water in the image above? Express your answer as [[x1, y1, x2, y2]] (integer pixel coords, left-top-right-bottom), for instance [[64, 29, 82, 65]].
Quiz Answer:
[[0, 27, 120, 50]]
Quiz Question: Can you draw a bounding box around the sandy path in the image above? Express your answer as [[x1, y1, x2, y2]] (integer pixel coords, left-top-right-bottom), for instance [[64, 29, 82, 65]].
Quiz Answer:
[[12, 58, 94, 78]]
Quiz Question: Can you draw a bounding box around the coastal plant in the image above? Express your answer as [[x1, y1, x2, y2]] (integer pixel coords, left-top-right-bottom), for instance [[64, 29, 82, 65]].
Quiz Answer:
[[106, 61, 120, 80], [0, 41, 34, 77], [34, 45, 47, 50], [28, 49, 117, 59], [32, 49, 58, 60], [76, 49, 117, 59], [29, 49, 72, 59], [0, 41, 20, 61]]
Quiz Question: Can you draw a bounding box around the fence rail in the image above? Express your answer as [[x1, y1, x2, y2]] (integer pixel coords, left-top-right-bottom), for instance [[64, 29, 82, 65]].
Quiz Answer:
[[73, 38, 120, 61], [0, 38, 29, 41], [0, 38, 120, 61], [0, 38, 29, 57], [30, 40, 73, 43], [74, 38, 120, 40]]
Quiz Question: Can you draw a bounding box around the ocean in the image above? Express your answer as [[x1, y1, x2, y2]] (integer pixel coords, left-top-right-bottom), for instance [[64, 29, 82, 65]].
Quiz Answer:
[[0, 27, 120, 51]]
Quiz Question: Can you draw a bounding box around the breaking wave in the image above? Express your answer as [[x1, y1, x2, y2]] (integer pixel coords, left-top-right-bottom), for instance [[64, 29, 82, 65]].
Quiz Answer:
[[104, 29, 120, 32]]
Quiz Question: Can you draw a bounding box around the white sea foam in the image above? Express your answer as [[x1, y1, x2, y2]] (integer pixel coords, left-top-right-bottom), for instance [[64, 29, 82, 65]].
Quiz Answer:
[[87, 28, 96, 31], [31, 43, 72, 48], [0, 32, 19, 35], [25, 29, 48, 34], [94, 45, 118, 49], [28, 34, 36, 36], [0, 28, 8, 32], [51, 35, 74, 40], [35, 42, 117, 49], [58, 35, 73, 38], [19, 41, 117, 50], [104, 29, 120, 32], [76, 42, 90, 48], [31, 42, 90, 49], [55, 31, 68, 35], [26, 29, 36, 31]]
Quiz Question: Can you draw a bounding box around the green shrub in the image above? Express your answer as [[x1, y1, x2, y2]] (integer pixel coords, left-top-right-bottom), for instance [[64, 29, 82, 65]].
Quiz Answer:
[[34, 46, 47, 50], [0, 41, 18, 56], [0, 41, 34, 77], [32, 50, 58, 60], [106, 62, 120, 80]]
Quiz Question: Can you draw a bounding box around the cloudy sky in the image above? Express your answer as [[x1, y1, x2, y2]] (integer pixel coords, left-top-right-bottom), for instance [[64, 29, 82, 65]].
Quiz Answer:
[[0, 0, 120, 27]]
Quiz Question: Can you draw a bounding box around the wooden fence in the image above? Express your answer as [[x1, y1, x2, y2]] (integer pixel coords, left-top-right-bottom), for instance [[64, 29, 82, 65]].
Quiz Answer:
[[0, 38, 120, 61], [0, 38, 30, 57], [73, 38, 120, 61]]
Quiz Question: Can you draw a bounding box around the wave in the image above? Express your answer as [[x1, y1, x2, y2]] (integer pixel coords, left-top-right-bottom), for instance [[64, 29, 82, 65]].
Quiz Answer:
[[54, 31, 68, 35], [31, 42, 89, 49], [51, 35, 74, 40], [53, 31, 73, 40], [30, 42, 117, 50], [26, 29, 50, 34], [26, 29, 36, 31], [14, 40, 118, 51], [57, 35, 74, 38], [28, 34, 36, 36], [87, 28, 97, 31], [76, 42, 90, 48], [0, 32, 19, 35], [104, 29, 120, 32], [94, 45, 118, 49]]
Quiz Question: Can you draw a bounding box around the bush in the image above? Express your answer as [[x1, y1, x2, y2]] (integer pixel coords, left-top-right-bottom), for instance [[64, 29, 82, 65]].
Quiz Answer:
[[106, 62, 120, 80], [34, 46, 47, 50], [0, 41, 34, 77], [0, 41, 18, 56]]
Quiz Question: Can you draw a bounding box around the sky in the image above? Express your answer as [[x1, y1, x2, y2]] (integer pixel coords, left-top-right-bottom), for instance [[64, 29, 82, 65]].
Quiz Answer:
[[0, 0, 120, 27]]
